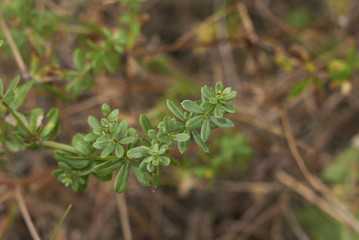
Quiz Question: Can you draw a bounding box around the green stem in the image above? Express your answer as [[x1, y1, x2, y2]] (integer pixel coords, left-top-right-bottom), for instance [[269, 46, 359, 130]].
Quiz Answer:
[[42, 140, 77, 153], [3, 101, 32, 136]]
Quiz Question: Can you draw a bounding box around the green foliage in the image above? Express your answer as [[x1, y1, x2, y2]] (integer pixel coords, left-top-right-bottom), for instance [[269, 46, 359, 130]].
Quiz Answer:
[[287, 7, 312, 29], [0, 76, 236, 193]]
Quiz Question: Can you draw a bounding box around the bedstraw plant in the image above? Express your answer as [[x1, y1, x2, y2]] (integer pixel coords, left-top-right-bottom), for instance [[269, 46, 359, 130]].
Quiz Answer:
[[0, 77, 236, 193]]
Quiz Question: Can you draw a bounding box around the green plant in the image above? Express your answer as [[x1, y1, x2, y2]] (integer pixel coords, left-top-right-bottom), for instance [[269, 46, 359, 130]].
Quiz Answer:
[[0, 77, 236, 193]]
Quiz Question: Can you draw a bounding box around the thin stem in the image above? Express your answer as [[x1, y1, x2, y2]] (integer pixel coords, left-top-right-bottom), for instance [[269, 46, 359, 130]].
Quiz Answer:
[[42, 140, 77, 153], [3, 101, 32, 136], [15, 186, 41, 240]]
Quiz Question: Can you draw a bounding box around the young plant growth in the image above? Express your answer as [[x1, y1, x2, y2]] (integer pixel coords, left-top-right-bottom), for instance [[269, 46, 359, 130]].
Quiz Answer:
[[0, 77, 236, 193]]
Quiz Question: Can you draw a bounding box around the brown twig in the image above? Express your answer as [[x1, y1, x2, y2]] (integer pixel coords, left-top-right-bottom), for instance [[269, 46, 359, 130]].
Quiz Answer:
[[280, 193, 310, 240], [115, 193, 133, 240], [279, 110, 359, 233], [0, 17, 30, 80], [15, 186, 41, 240]]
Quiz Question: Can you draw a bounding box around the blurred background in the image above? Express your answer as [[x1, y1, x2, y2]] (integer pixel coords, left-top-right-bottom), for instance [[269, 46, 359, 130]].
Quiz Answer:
[[1, 0, 359, 239]]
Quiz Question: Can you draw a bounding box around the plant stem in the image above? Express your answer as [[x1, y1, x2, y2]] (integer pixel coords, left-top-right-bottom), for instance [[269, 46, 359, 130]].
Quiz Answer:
[[3, 101, 32, 136], [42, 140, 77, 153]]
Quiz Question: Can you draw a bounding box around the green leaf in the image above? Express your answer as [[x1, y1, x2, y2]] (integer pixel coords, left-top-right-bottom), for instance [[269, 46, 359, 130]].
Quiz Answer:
[[72, 133, 95, 156], [201, 85, 214, 100], [214, 105, 223, 118], [4, 75, 20, 97], [139, 114, 153, 134], [88, 116, 101, 130], [215, 82, 224, 92], [93, 137, 111, 149], [127, 146, 146, 159], [101, 142, 115, 158], [178, 129, 190, 153], [164, 116, 174, 132], [151, 166, 162, 188], [221, 91, 237, 101], [0, 40, 3, 47], [191, 129, 209, 153], [114, 162, 130, 193], [131, 162, 151, 186], [39, 108, 60, 140], [11, 80, 35, 109], [166, 100, 185, 121], [118, 120, 128, 138], [119, 136, 135, 145], [125, 128, 139, 149], [201, 118, 211, 141], [74, 48, 85, 70], [104, 52, 119, 73], [157, 132, 171, 144], [173, 133, 190, 142], [29, 108, 44, 133], [221, 104, 236, 113], [210, 116, 233, 128], [115, 144, 125, 158], [102, 103, 111, 115], [50, 204, 72, 240], [85, 133, 99, 142], [288, 77, 312, 98], [181, 100, 204, 114], [159, 156, 171, 166], [186, 115, 205, 128], [0, 78, 3, 96], [54, 151, 91, 169], [93, 157, 124, 176], [108, 109, 119, 121]]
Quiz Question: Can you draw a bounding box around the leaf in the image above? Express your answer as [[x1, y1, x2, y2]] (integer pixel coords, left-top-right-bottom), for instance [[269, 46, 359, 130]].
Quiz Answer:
[[0, 78, 3, 96], [173, 133, 190, 142], [84, 133, 99, 142], [201, 85, 214, 100], [139, 114, 153, 135], [114, 162, 130, 193], [93, 157, 124, 176], [328, 59, 352, 83], [118, 120, 128, 138], [104, 52, 119, 73], [101, 142, 116, 158], [125, 128, 139, 149], [72, 133, 95, 156], [102, 103, 110, 115], [288, 77, 312, 98], [10, 79, 35, 110], [191, 129, 209, 153], [157, 132, 171, 144], [221, 104, 236, 113], [54, 151, 91, 169], [88, 116, 101, 130], [181, 100, 204, 114], [39, 108, 60, 140], [151, 166, 162, 188], [4, 75, 20, 97], [201, 118, 211, 141], [221, 91, 237, 101], [108, 109, 119, 121], [131, 162, 151, 186], [50, 204, 72, 240], [127, 146, 146, 159], [74, 48, 85, 70], [115, 144, 125, 158], [119, 136, 135, 145], [29, 108, 44, 133], [214, 105, 223, 118], [166, 100, 185, 121], [210, 116, 233, 128], [215, 82, 224, 92], [186, 115, 205, 128], [0, 40, 3, 47], [164, 116, 174, 132], [159, 156, 171, 166]]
